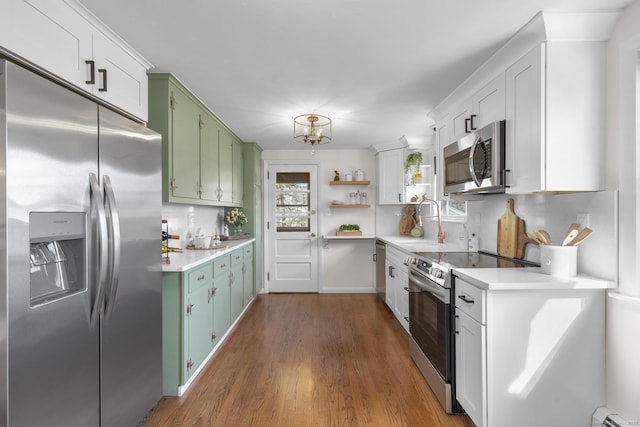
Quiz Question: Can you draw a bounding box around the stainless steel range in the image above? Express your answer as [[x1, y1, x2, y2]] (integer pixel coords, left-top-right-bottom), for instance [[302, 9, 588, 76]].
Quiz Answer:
[[405, 251, 536, 414]]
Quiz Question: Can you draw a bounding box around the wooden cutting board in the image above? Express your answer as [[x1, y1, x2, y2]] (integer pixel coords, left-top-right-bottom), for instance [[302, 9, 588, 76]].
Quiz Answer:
[[497, 199, 537, 259], [399, 206, 416, 235]]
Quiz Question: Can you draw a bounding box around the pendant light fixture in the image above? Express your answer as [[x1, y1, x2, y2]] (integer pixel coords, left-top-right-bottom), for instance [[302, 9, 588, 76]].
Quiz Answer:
[[293, 114, 332, 153]]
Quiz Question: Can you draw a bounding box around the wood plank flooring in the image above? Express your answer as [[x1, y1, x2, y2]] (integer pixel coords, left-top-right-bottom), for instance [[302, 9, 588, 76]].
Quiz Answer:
[[146, 293, 472, 427]]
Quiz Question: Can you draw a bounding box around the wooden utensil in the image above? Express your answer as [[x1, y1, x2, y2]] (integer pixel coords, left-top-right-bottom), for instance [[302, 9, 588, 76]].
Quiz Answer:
[[538, 229, 552, 245], [562, 229, 579, 246], [566, 227, 592, 246], [527, 231, 541, 245], [535, 230, 551, 245], [563, 223, 581, 242], [497, 199, 519, 258]]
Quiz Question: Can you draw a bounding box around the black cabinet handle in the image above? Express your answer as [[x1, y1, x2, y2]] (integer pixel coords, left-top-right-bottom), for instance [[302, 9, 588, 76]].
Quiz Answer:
[[470, 114, 477, 130], [98, 69, 108, 92], [465, 118, 471, 133], [458, 294, 475, 304], [388, 266, 395, 278], [85, 60, 95, 84], [404, 316, 409, 323]]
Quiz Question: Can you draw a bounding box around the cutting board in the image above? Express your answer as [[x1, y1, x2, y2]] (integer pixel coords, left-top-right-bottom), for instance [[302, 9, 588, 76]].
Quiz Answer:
[[497, 199, 537, 259], [399, 206, 416, 235]]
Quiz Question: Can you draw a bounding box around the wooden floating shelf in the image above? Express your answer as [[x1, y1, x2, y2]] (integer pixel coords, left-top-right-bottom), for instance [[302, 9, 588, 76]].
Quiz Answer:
[[329, 180, 370, 185], [329, 204, 371, 208]]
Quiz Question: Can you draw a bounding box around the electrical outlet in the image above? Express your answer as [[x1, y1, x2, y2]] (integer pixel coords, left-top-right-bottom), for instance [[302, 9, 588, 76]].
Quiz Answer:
[[577, 213, 590, 228]]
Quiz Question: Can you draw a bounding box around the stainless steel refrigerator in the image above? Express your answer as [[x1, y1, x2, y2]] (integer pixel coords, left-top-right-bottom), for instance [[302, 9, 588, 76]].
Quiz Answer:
[[0, 59, 162, 426]]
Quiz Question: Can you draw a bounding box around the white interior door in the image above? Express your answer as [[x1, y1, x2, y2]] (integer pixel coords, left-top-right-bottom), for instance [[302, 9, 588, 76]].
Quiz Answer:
[[267, 164, 318, 292]]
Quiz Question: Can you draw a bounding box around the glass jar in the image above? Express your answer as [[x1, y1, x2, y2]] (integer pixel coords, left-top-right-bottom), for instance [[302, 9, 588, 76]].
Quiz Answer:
[[360, 192, 367, 205]]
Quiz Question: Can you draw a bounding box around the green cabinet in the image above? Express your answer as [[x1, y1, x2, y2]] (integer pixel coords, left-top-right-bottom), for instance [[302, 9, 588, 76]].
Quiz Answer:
[[242, 143, 263, 294], [212, 254, 231, 346], [242, 244, 254, 306], [229, 248, 244, 321], [162, 243, 256, 396], [148, 73, 244, 207]]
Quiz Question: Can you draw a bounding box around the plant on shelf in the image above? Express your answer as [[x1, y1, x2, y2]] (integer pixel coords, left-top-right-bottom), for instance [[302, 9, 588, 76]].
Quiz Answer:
[[337, 224, 362, 236], [405, 152, 423, 185]]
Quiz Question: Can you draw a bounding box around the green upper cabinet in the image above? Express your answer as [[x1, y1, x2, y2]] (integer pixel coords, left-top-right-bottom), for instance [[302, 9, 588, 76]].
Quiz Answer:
[[232, 138, 244, 205], [148, 73, 244, 207]]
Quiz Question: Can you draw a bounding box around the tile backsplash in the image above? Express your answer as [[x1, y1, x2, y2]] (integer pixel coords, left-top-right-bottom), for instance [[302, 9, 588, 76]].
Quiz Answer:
[[162, 203, 224, 248]]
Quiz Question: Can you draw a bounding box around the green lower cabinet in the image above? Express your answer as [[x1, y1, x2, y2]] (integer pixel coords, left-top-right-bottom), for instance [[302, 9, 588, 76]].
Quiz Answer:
[[212, 255, 232, 346], [243, 245, 254, 306], [230, 248, 244, 321], [184, 284, 213, 381], [161, 244, 256, 396]]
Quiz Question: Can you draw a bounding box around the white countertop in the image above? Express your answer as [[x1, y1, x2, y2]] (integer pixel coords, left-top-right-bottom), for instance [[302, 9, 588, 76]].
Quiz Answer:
[[453, 267, 616, 291], [376, 235, 460, 253], [162, 238, 256, 272]]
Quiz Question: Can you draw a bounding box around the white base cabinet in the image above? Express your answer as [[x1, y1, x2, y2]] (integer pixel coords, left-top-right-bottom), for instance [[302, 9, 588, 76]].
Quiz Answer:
[[454, 276, 605, 427], [385, 246, 409, 333]]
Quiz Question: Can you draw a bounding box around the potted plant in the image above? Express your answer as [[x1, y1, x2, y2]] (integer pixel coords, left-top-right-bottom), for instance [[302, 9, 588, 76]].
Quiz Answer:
[[405, 152, 423, 185], [336, 224, 362, 236]]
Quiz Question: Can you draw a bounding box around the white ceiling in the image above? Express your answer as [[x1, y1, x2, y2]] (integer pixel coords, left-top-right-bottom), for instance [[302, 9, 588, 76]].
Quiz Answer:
[[79, 0, 632, 151]]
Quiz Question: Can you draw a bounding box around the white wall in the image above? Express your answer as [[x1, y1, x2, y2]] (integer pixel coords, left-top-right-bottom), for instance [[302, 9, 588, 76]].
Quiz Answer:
[[263, 148, 377, 292], [604, 0, 640, 421]]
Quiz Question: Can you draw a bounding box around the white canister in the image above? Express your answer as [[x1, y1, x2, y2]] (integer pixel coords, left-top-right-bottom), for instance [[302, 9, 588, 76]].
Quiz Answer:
[[540, 245, 578, 277], [344, 174, 353, 181], [354, 169, 365, 181]]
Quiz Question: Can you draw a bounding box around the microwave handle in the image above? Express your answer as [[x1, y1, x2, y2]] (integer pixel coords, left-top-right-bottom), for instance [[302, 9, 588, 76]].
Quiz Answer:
[[468, 135, 483, 188]]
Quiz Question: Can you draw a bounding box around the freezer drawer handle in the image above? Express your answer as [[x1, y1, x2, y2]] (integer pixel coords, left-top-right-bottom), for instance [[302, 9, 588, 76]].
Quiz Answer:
[[89, 173, 109, 327], [103, 175, 121, 320]]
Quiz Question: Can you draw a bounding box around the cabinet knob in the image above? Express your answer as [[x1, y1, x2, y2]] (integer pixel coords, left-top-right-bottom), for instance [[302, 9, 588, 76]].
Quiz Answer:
[[310, 232, 316, 238]]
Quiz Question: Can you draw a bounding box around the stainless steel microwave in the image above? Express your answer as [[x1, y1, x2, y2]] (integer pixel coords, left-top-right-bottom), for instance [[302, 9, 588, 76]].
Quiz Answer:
[[443, 120, 505, 195]]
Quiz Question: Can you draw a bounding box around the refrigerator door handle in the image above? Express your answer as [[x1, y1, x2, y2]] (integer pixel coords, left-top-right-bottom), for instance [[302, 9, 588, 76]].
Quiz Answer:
[[89, 173, 109, 327], [103, 175, 121, 319]]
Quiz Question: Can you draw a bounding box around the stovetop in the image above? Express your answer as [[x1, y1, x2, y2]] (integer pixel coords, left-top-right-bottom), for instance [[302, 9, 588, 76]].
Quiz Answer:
[[406, 251, 539, 288], [414, 251, 539, 270]]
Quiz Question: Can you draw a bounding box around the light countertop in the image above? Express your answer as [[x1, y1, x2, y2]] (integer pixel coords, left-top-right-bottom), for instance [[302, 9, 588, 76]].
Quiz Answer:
[[453, 267, 616, 291], [162, 238, 256, 272]]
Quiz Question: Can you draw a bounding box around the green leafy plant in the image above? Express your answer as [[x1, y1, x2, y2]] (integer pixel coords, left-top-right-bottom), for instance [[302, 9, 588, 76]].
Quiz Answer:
[[404, 152, 423, 172], [226, 208, 248, 227], [338, 224, 361, 231]]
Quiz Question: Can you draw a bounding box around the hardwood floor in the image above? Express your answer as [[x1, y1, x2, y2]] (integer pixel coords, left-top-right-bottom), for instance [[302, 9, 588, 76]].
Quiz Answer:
[[146, 293, 473, 427]]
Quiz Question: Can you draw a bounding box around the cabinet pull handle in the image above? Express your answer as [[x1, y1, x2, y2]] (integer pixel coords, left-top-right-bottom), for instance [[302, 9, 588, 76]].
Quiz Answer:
[[501, 169, 511, 188], [98, 68, 108, 92], [458, 294, 475, 304], [85, 60, 96, 84], [465, 118, 471, 133], [388, 266, 395, 278], [455, 314, 460, 334], [404, 316, 409, 323], [398, 193, 402, 203], [470, 114, 477, 130], [404, 287, 409, 292], [197, 275, 205, 281]]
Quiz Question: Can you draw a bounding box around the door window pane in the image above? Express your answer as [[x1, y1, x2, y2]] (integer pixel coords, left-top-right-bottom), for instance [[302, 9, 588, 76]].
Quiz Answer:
[[276, 172, 310, 231]]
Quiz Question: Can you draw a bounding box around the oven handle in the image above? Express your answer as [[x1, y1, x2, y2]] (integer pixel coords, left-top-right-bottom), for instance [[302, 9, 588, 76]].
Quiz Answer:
[[409, 270, 446, 303]]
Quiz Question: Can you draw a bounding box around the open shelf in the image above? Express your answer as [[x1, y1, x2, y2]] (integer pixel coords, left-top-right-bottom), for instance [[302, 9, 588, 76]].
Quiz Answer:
[[329, 180, 370, 186], [329, 204, 371, 208]]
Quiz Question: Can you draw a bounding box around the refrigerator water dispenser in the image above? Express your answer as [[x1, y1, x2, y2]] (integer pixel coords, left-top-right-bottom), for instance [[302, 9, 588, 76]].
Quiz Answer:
[[29, 212, 85, 306]]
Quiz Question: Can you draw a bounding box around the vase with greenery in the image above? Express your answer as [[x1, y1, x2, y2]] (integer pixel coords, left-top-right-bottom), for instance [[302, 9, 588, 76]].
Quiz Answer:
[[405, 152, 423, 185], [226, 208, 248, 235]]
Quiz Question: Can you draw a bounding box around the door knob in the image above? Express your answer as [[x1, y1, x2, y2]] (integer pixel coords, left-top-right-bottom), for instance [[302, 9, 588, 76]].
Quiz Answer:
[[310, 232, 316, 237]]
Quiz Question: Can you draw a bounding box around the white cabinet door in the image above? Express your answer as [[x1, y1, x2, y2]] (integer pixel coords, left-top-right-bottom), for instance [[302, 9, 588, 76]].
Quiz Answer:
[[92, 30, 149, 120], [384, 260, 396, 309], [435, 119, 450, 199], [455, 309, 486, 427], [505, 44, 544, 194], [449, 99, 472, 143], [377, 149, 405, 205], [0, 0, 93, 86], [472, 73, 505, 130]]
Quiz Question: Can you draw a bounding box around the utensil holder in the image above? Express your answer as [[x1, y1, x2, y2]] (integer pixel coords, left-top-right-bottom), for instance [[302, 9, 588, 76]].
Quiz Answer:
[[540, 245, 578, 277]]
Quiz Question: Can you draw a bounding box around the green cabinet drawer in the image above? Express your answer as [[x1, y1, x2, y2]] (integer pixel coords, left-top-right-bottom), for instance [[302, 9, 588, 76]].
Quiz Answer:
[[230, 248, 243, 266], [187, 263, 212, 293], [213, 255, 231, 277], [243, 245, 253, 258]]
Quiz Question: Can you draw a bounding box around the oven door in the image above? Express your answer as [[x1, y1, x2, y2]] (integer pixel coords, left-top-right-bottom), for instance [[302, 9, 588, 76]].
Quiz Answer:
[[409, 269, 452, 381]]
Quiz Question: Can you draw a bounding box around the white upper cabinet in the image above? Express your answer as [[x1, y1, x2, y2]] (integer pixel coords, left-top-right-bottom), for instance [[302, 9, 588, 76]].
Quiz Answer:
[[505, 42, 606, 193], [377, 149, 405, 205], [434, 119, 450, 200], [0, 0, 151, 121]]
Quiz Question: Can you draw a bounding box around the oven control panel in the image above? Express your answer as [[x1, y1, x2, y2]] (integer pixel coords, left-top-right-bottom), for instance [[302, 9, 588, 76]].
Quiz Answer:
[[406, 256, 449, 288]]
